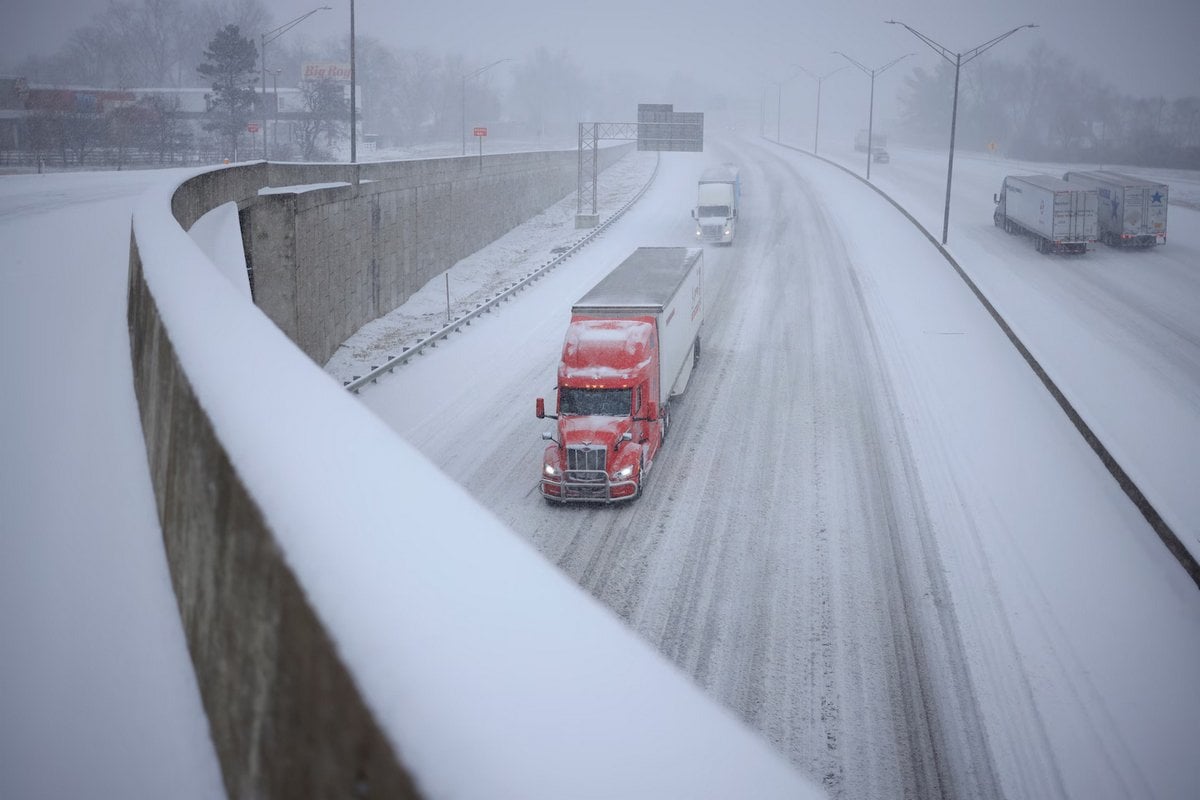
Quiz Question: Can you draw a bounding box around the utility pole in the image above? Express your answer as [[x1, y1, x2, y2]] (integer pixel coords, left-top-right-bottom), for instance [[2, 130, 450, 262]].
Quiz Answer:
[[461, 59, 511, 156], [834, 51, 913, 181], [260, 6, 330, 161], [794, 65, 849, 155], [886, 20, 1037, 243]]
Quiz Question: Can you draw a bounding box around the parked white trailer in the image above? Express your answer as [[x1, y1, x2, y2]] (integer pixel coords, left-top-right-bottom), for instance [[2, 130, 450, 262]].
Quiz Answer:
[[1062, 170, 1168, 247], [993, 174, 1098, 254]]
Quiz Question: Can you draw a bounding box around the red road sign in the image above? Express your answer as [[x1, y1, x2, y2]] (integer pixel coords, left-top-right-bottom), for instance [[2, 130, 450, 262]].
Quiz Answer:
[[473, 127, 487, 137], [247, 122, 260, 133]]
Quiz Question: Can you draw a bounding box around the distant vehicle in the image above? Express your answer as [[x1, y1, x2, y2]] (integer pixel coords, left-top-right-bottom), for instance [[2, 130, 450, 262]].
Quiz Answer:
[[691, 164, 740, 245], [537, 247, 704, 503], [1062, 170, 1168, 247], [855, 129, 887, 153], [871, 146, 889, 164], [993, 174, 1098, 254]]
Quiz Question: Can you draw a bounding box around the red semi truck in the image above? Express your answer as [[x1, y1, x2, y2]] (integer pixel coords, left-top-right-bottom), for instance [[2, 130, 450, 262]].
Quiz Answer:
[[536, 247, 704, 503]]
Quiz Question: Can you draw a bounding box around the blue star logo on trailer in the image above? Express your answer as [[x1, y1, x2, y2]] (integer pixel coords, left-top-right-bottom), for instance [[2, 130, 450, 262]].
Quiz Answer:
[[1151, 191, 1164, 204]]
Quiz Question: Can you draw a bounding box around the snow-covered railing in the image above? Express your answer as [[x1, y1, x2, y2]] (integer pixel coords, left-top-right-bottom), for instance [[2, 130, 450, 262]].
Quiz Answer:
[[343, 152, 661, 393], [127, 157, 819, 798]]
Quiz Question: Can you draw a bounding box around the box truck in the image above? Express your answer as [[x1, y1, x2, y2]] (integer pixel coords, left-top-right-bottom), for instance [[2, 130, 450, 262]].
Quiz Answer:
[[1062, 170, 1168, 247], [993, 174, 1098, 254], [536, 247, 704, 503], [691, 164, 740, 245]]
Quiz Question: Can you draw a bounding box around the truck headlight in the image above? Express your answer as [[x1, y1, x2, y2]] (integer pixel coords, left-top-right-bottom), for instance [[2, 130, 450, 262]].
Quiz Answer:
[[613, 465, 634, 480], [544, 463, 559, 477]]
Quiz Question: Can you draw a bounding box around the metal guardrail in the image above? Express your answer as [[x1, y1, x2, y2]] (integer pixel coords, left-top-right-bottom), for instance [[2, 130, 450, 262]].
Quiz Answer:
[[344, 152, 661, 394]]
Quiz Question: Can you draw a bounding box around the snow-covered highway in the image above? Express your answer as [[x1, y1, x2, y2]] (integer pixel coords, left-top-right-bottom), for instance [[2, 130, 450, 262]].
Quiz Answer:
[[2, 137, 1199, 798], [357, 136, 1200, 798]]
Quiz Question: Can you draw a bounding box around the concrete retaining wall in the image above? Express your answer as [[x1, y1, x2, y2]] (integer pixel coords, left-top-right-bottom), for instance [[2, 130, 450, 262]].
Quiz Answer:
[[128, 147, 630, 798], [172, 146, 633, 364], [127, 238, 420, 799]]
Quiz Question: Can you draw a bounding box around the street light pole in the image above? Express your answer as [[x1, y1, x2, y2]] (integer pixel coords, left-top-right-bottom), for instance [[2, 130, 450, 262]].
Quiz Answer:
[[834, 51, 913, 181], [886, 20, 1037, 244], [260, 5, 330, 161], [795, 65, 848, 155], [461, 58, 511, 156], [271, 69, 280, 154], [349, 0, 356, 163], [776, 80, 782, 141]]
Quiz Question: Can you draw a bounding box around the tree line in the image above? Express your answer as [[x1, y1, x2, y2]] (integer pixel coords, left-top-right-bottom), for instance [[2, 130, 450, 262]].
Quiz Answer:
[[897, 42, 1200, 169], [2, 0, 640, 167]]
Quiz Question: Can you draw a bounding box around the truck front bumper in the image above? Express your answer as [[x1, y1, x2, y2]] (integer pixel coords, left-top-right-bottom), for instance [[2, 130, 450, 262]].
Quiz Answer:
[[696, 223, 733, 245], [541, 471, 639, 503]]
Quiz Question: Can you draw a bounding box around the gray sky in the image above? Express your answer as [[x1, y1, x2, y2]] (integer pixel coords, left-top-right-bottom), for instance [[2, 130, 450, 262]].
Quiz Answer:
[[6, 0, 1199, 102]]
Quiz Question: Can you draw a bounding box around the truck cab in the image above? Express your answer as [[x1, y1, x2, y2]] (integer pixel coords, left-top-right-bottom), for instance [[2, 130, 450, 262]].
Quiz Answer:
[[536, 247, 703, 504], [692, 164, 740, 245], [538, 317, 663, 502]]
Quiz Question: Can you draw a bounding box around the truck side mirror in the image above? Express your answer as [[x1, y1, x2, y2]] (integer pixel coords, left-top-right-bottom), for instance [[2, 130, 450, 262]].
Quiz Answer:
[[993, 193, 999, 204], [690, 209, 696, 219], [535, 397, 545, 418]]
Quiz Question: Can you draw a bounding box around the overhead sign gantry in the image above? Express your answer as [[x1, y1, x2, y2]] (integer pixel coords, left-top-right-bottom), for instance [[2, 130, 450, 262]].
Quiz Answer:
[[576, 104, 704, 227]]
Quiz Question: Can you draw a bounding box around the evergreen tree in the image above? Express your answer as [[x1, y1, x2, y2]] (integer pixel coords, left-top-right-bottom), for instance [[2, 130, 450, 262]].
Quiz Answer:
[[197, 24, 257, 159]]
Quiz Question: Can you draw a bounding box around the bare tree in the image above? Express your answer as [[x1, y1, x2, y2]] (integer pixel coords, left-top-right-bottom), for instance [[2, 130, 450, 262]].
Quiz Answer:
[[297, 78, 347, 159]]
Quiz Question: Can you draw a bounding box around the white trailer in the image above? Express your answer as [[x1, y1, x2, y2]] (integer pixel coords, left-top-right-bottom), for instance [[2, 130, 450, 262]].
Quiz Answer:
[[691, 165, 740, 245], [1062, 170, 1168, 247], [993, 174, 1098, 254], [571, 247, 704, 400]]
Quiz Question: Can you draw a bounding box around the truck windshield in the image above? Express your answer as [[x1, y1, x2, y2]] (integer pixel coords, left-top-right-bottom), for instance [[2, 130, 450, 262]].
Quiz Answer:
[[698, 205, 729, 217], [559, 387, 631, 416]]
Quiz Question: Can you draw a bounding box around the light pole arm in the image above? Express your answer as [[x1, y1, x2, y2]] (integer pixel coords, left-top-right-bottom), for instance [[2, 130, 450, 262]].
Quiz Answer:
[[885, 20, 956, 64], [263, 6, 332, 47], [833, 51, 872, 76], [885, 20, 1037, 66], [961, 24, 1039, 65], [461, 58, 512, 155]]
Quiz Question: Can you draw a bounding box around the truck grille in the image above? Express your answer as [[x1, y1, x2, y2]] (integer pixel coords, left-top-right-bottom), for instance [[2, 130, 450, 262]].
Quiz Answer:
[[566, 445, 606, 482], [701, 224, 724, 239]]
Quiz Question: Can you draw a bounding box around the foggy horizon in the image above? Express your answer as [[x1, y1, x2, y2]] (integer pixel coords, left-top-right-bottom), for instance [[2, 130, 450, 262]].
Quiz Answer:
[[6, 0, 1199, 106]]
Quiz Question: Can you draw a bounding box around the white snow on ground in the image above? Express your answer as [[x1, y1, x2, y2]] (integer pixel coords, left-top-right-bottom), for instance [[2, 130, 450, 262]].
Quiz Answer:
[[2, 136, 1198, 798], [0, 169, 226, 799], [131, 163, 817, 799], [342, 137, 1200, 797], [782, 148, 1200, 799], [807, 139, 1200, 558], [325, 151, 659, 381], [188, 200, 251, 299]]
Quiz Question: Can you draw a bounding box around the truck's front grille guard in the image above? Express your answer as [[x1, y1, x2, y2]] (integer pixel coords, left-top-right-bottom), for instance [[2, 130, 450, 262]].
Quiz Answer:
[[566, 446, 607, 481], [345, 151, 661, 393]]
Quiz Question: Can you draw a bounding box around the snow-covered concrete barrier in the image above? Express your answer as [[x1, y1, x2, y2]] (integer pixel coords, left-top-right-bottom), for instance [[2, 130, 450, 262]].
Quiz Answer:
[[172, 148, 632, 364], [126, 154, 818, 799]]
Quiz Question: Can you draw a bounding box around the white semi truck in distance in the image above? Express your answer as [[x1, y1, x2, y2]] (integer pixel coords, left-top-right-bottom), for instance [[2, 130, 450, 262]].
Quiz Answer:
[[1062, 170, 1168, 247], [993, 174, 1098, 254], [691, 164, 740, 245]]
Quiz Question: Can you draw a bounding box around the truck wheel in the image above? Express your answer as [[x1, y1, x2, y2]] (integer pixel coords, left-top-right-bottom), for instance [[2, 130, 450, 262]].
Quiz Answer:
[[693, 337, 701, 367], [635, 456, 646, 499], [661, 403, 670, 443]]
